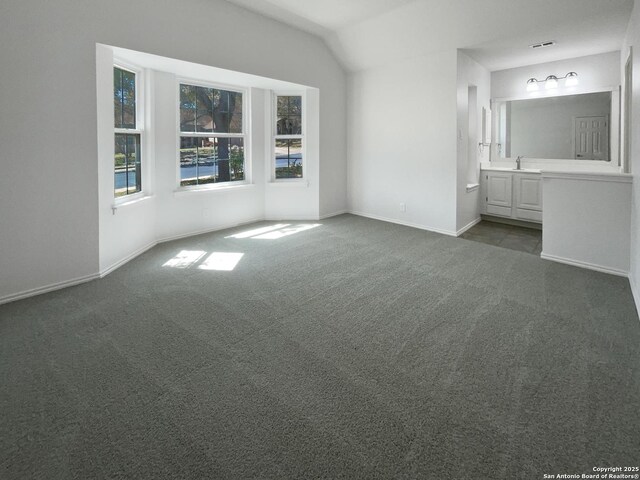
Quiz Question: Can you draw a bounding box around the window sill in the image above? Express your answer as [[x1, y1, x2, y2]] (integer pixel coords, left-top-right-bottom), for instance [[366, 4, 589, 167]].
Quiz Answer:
[[173, 183, 255, 197], [466, 183, 480, 193], [111, 194, 152, 213]]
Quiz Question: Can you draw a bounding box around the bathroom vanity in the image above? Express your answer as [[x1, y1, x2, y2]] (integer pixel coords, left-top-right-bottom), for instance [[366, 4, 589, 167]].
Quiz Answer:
[[481, 168, 542, 223], [479, 78, 632, 274]]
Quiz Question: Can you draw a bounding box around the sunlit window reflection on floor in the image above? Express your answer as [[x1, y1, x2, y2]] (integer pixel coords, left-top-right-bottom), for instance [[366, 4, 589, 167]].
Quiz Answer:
[[198, 252, 244, 271], [163, 250, 243, 271], [162, 250, 206, 268], [227, 223, 321, 240], [163, 223, 321, 271]]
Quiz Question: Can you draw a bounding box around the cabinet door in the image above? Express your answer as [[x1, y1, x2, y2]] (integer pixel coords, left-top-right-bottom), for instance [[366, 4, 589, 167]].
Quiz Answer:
[[515, 175, 542, 211], [486, 173, 512, 207]]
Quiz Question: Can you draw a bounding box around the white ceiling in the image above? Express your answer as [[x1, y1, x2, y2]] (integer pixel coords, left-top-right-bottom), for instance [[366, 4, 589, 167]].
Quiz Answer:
[[224, 0, 634, 72]]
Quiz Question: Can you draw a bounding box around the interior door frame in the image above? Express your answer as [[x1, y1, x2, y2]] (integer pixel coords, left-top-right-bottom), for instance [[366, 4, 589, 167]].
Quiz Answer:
[[623, 47, 633, 173]]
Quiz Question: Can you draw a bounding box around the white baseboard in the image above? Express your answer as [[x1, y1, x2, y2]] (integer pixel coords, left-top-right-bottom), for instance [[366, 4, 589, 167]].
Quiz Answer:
[[318, 209, 348, 220], [629, 274, 640, 321], [540, 252, 629, 277], [456, 217, 481, 236], [348, 210, 458, 237], [99, 240, 158, 278], [263, 216, 321, 222], [0, 272, 100, 306]]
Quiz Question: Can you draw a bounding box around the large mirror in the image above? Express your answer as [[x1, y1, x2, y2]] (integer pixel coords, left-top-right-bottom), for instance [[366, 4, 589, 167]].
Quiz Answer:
[[494, 91, 616, 161]]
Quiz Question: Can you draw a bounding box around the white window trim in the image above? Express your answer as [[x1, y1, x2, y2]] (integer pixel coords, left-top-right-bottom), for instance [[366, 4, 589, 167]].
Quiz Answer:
[[175, 77, 250, 192], [271, 91, 306, 183], [113, 60, 147, 205]]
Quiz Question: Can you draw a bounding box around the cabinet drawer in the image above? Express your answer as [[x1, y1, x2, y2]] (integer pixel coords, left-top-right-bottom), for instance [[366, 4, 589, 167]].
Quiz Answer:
[[516, 208, 542, 222], [487, 204, 512, 217]]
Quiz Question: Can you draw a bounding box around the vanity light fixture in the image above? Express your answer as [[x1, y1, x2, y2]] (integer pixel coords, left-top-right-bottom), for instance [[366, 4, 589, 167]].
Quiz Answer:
[[526, 78, 539, 92], [545, 75, 559, 89], [565, 71, 579, 86], [525, 72, 578, 91]]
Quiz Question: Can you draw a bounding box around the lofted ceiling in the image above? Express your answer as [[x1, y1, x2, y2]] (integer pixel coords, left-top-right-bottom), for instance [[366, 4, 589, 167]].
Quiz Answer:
[[223, 0, 634, 72]]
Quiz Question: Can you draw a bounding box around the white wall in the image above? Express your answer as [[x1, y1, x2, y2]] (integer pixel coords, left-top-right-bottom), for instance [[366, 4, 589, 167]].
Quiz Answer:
[[456, 51, 491, 233], [318, 83, 348, 219], [622, 2, 640, 313], [0, 0, 346, 304], [347, 51, 459, 235], [542, 172, 632, 276], [492, 51, 621, 99]]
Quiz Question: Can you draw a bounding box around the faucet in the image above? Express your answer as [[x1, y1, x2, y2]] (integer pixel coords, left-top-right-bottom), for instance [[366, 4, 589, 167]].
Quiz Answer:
[[515, 156, 523, 170]]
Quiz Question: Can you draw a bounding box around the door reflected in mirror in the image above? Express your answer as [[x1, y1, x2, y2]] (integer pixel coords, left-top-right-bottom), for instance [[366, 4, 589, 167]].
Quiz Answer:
[[496, 91, 612, 161]]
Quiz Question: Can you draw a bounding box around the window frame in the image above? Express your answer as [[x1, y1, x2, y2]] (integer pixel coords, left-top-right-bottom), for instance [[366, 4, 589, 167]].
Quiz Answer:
[[272, 91, 306, 182], [176, 77, 249, 191], [113, 61, 145, 203]]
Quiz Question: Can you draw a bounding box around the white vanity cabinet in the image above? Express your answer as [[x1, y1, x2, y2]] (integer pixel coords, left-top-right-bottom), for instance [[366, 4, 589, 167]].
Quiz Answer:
[[482, 170, 542, 223], [485, 172, 513, 217], [513, 173, 542, 221]]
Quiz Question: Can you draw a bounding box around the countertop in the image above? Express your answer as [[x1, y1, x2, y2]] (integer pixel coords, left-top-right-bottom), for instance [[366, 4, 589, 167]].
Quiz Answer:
[[481, 167, 541, 174]]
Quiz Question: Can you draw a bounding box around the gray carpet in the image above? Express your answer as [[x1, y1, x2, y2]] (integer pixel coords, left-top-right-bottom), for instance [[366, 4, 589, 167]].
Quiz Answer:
[[1, 214, 638, 479]]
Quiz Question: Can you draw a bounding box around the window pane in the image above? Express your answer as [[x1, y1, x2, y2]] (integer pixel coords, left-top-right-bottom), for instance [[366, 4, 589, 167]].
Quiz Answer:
[[277, 116, 302, 135], [113, 68, 123, 128], [115, 133, 141, 197], [196, 86, 213, 132], [179, 137, 198, 185], [180, 84, 242, 133], [121, 70, 136, 129], [126, 134, 141, 194], [229, 138, 245, 181], [276, 95, 302, 134], [115, 134, 126, 196], [275, 138, 302, 179], [180, 84, 196, 132], [218, 137, 245, 182], [277, 96, 289, 118], [288, 96, 302, 116], [213, 89, 242, 134], [180, 137, 245, 186]]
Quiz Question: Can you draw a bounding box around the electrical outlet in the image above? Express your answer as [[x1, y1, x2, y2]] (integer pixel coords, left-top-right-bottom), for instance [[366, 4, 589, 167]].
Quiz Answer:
[[399, 202, 406, 212]]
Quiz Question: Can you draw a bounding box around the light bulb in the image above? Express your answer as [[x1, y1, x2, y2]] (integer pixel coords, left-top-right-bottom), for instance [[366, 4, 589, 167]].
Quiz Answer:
[[565, 72, 578, 87], [526, 78, 539, 92], [545, 75, 558, 89]]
